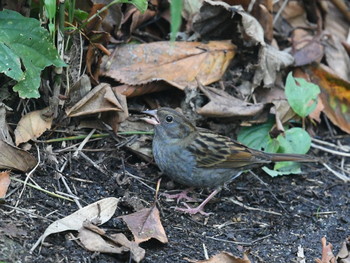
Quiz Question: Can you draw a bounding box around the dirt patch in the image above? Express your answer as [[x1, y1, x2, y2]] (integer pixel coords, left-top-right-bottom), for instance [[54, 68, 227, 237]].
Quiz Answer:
[[0, 137, 349, 263]]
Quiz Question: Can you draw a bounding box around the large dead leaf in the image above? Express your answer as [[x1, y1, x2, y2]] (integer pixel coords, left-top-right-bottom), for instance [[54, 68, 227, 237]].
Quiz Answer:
[[307, 64, 350, 134], [79, 222, 145, 262], [186, 251, 251, 263], [197, 85, 269, 118], [0, 140, 36, 172], [39, 197, 119, 244], [0, 171, 10, 199], [14, 107, 54, 145], [100, 40, 236, 89], [119, 205, 168, 244]]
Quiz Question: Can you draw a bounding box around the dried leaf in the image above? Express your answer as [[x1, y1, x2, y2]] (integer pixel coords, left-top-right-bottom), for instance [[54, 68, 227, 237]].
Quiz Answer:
[[14, 107, 53, 145], [193, 1, 293, 87], [78, 226, 127, 254], [307, 64, 350, 134], [0, 103, 13, 145], [336, 237, 350, 263], [197, 85, 269, 118], [0, 170, 10, 199], [324, 35, 350, 81], [186, 251, 251, 263], [119, 205, 168, 244], [0, 140, 36, 172], [113, 82, 170, 98], [100, 41, 236, 89], [40, 197, 119, 244], [66, 83, 123, 117], [80, 222, 145, 262]]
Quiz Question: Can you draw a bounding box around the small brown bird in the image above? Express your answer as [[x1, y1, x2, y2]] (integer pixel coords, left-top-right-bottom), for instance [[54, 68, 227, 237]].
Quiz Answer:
[[143, 107, 317, 215]]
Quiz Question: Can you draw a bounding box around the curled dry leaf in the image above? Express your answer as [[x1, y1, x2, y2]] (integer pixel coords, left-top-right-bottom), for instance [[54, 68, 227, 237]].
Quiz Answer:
[[0, 140, 36, 172], [100, 40, 236, 90], [0, 170, 11, 199], [14, 107, 54, 145], [196, 85, 269, 118], [186, 251, 251, 263], [66, 83, 123, 117], [78, 222, 145, 263], [66, 83, 128, 132], [0, 103, 13, 145], [119, 205, 168, 244], [39, 197, 119, 244], [307, 64, 350, 134], [336, 237, 350, 263]]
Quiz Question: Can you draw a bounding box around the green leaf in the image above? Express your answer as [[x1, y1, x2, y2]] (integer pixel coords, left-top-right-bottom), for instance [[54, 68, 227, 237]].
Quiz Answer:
[[276, 127, 311, 154], [272, 127, 311, 173], [0, 9, 66, 98], [237, 118, 279, 153], [0, 43, 23, 80], [262, 165, 301, 177], [285, 72, 320, 117], [170, 0, 183, 42]]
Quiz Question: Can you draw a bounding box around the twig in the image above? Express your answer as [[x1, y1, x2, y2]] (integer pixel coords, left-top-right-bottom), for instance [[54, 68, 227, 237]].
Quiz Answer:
[[11, 177, 74, 201], [311, 142, 350, 157], [73, 128, 95, 157], [227, 198, 282, 216], [322, 163, 350, 182], [14, 146, 41, 209]]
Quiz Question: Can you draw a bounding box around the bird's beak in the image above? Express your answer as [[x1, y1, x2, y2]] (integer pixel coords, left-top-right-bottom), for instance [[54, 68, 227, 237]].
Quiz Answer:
[[141, 109, 160, 125]]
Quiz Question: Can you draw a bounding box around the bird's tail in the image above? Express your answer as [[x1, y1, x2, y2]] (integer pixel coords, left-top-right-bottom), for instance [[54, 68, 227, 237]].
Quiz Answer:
[[266, 152, 319, 163]]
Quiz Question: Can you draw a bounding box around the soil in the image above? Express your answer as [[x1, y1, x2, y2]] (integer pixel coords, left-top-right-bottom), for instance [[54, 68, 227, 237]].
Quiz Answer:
[[0, 133, 349, 263]]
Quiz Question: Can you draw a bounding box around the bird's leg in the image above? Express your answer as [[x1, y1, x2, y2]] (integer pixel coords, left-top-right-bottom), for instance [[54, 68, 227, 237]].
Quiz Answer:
[[175, 188, 221, 216], [161, 188, 198, 203]]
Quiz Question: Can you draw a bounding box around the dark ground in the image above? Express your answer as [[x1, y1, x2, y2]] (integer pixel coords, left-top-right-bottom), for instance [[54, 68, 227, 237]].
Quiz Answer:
[[0, 134, 349, 263]]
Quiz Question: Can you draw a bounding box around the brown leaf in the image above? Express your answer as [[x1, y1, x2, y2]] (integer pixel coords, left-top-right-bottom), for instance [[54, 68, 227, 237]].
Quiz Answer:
[[78, 227, 127, 254], [307, 64, 350, 134], [100, 41, 236, 89], [0, 171, 10, 199], [113, 82, 170, 98], [197, 85, 269, 118], [80, 221, 146, 262], [186, 251, 251, 263], [119, 205, 168, 244], [66, 83, 123, 117], [336, 237, 350, 263], [0, 140, 36, 172], [291, 29, 324, 66], [14, 107, 53, 145], [0, 103, 13, 145], [315, 237, 335, 263]]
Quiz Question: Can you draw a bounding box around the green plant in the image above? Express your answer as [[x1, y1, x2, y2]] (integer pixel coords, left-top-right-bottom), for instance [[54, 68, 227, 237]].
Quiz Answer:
[[237, 73, 320, 176], [0, 10, 66, 98], [170, 0, 183, 41]]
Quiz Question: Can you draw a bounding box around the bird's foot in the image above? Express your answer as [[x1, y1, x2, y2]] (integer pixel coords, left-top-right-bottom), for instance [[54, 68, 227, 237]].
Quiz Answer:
[[161, 189, 198, 203], [174, 202, 212, 216]]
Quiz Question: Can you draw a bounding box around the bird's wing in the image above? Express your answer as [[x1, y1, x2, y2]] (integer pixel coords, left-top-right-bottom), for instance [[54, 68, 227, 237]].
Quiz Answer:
[[187, 130, 271, 169]]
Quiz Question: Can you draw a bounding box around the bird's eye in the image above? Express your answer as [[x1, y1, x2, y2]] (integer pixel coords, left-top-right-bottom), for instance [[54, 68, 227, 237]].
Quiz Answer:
[[165, 115, 173, 123]]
